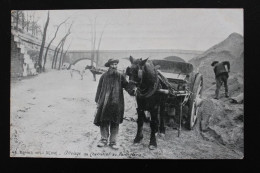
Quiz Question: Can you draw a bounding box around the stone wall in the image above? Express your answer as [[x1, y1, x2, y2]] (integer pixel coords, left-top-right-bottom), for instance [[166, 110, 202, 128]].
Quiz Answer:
[[11, 35, 24, 77], [11, 29, 55, 77]]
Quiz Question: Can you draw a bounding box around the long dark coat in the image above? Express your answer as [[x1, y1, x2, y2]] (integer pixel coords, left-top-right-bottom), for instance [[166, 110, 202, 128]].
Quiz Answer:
[[94, 69, 129, 126]]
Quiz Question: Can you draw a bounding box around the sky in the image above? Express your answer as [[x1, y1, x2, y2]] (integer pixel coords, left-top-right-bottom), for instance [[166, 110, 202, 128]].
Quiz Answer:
[[23, 9, 243, 51]]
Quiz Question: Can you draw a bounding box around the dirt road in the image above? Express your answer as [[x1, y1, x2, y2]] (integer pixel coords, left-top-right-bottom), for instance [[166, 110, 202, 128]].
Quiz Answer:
[[10, 70, 243, 159]]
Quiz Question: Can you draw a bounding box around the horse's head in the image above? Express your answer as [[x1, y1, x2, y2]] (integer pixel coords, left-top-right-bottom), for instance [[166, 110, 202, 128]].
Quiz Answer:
[[125, 56, 149, 96], [126, 56, 160, 97], [61, 63, 71, 70], [126, 56, 149, 86], [85, 65, 93, 70]]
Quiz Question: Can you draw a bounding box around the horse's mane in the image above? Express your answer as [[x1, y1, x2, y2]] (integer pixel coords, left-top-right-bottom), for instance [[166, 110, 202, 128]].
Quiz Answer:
[[137, 60, 160, 98], [143, 60, 158, 86], [85, 65, 95, 70]]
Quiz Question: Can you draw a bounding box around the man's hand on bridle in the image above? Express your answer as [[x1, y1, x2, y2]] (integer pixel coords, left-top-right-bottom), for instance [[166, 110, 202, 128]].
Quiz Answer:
[[133, 87, 138, 96]]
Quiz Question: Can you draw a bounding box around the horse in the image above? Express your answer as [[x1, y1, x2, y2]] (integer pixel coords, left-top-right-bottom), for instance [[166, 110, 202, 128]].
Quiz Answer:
[[125, 56, 169, 150], [61, 63, 86, 80], [85, 65, 105, 81]]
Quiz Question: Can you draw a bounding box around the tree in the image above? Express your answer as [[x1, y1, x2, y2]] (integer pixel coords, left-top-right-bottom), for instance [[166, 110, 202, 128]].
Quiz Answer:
[[42, 17, 69, 72], [58, 40, 66, 70], [21, 12, 25, 30], [28, 12, 41, 36], [88, 17, 97, 66], [16, 11, 19, 29], [57, 33, 71, 69], [52, 38, 64, 69], [26, 12, 29, 32], [62, 39, 73, 65], [88, 17, 107, 68], [11, 10, 23, 30], [38, 11, 50, 73], [52, 22, 73, 69], [96, 24, 107, 67]]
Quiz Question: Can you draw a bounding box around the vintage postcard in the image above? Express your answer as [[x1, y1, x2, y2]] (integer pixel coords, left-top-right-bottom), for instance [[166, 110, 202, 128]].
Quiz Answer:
[[10, 9, 244, 159]]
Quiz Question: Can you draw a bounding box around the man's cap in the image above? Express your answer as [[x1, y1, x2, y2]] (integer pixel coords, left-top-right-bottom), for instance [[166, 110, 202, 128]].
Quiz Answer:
[[105, 58, 119, 67], [211, 61, 219, 66]]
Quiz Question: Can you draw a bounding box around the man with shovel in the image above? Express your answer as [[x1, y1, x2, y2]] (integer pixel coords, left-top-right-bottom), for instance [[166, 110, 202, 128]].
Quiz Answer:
[[211, 61, 230, 99]]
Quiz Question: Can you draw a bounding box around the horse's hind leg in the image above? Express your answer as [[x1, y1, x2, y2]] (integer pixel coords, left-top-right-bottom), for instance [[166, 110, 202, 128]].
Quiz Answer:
[[70, 71, 73, 78], [149, 108, 159, 150], [93, 73, 96, 81], [80, 72, 83, 80], [134, 108, 145, 144]]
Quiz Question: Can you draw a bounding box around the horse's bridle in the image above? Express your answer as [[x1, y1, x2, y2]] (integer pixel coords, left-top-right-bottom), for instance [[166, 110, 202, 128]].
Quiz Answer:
[[129, 64, 160, 98]]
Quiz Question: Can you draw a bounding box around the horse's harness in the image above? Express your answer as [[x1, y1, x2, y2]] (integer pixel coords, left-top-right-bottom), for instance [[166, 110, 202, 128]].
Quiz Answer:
[[130, 64, 160, 98]]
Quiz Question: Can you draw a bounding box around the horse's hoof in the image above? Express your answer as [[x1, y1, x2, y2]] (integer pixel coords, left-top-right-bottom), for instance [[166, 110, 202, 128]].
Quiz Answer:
[[133, 137, 143, 144], [148, 145, 157, 150], [133, 143, 140, 146], [134, 134, 143, 144], [159, 133, 165, 138]]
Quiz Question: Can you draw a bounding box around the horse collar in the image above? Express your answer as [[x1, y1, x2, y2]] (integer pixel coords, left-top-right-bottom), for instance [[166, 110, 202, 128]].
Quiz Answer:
[[137, 66, 159, 98]]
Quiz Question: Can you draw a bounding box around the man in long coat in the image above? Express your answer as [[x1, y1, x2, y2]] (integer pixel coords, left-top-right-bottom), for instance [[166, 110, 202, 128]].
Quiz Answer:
[[211, 61, 230, 99], [94, 58, 133, 150]]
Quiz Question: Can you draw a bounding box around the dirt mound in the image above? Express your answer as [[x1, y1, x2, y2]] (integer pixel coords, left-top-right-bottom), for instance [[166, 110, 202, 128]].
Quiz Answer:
[[164, 56, 185, 62], [189, 33, 244, 89], [196, 98, 244, 153], [186, 32, 244, 154], [189, 33, 243, 67], [231, 51, 244, 75]]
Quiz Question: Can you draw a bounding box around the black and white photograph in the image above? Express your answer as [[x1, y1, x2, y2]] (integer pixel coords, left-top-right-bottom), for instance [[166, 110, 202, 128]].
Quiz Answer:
[[10, 9, 244, 159]]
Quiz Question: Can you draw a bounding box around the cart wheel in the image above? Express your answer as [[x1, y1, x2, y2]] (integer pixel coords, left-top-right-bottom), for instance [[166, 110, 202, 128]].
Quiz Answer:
[[187, 73, 203, 130]]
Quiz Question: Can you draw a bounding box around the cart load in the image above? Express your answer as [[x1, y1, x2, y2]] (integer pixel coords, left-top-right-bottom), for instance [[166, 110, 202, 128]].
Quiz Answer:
[[152, 59, 203, 131]]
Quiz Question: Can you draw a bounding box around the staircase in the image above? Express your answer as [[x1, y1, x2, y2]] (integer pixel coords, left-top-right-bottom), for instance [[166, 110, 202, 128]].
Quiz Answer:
[[11, 29, 38, 77]]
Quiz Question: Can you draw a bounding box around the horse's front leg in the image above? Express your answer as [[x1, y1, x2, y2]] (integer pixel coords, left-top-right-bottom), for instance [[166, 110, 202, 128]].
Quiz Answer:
[[149, 107, 159, 150], [93, 73, 96, 81], [134, 108, 145, 144], [92, 72, 96, 81], [80, 72, 83, 80], [70, 71, 73, 78]]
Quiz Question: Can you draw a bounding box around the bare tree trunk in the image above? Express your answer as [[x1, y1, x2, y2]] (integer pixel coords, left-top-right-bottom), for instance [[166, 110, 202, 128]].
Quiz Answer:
[[38, 11, 50, 73], [92, 18, 97, 66], [58, 40, 66, 70], [88, 17, 107, 68], [54, 43, 63, 69], [52, 37, 65, 69], [43, 17, 69, 71], [22, 12, 25, 30], [52, 42, 62, 69], [62, 39, 72, 66], [88, 17, 97, 66], [54, 33, 70, 69], [16, 10, 19, 30], [90, 20, 94, 66], [26, 12, 29, 32], [59, 37, 72, 69], [52, 22, 72, 69], [96, 25, 106, 67]]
